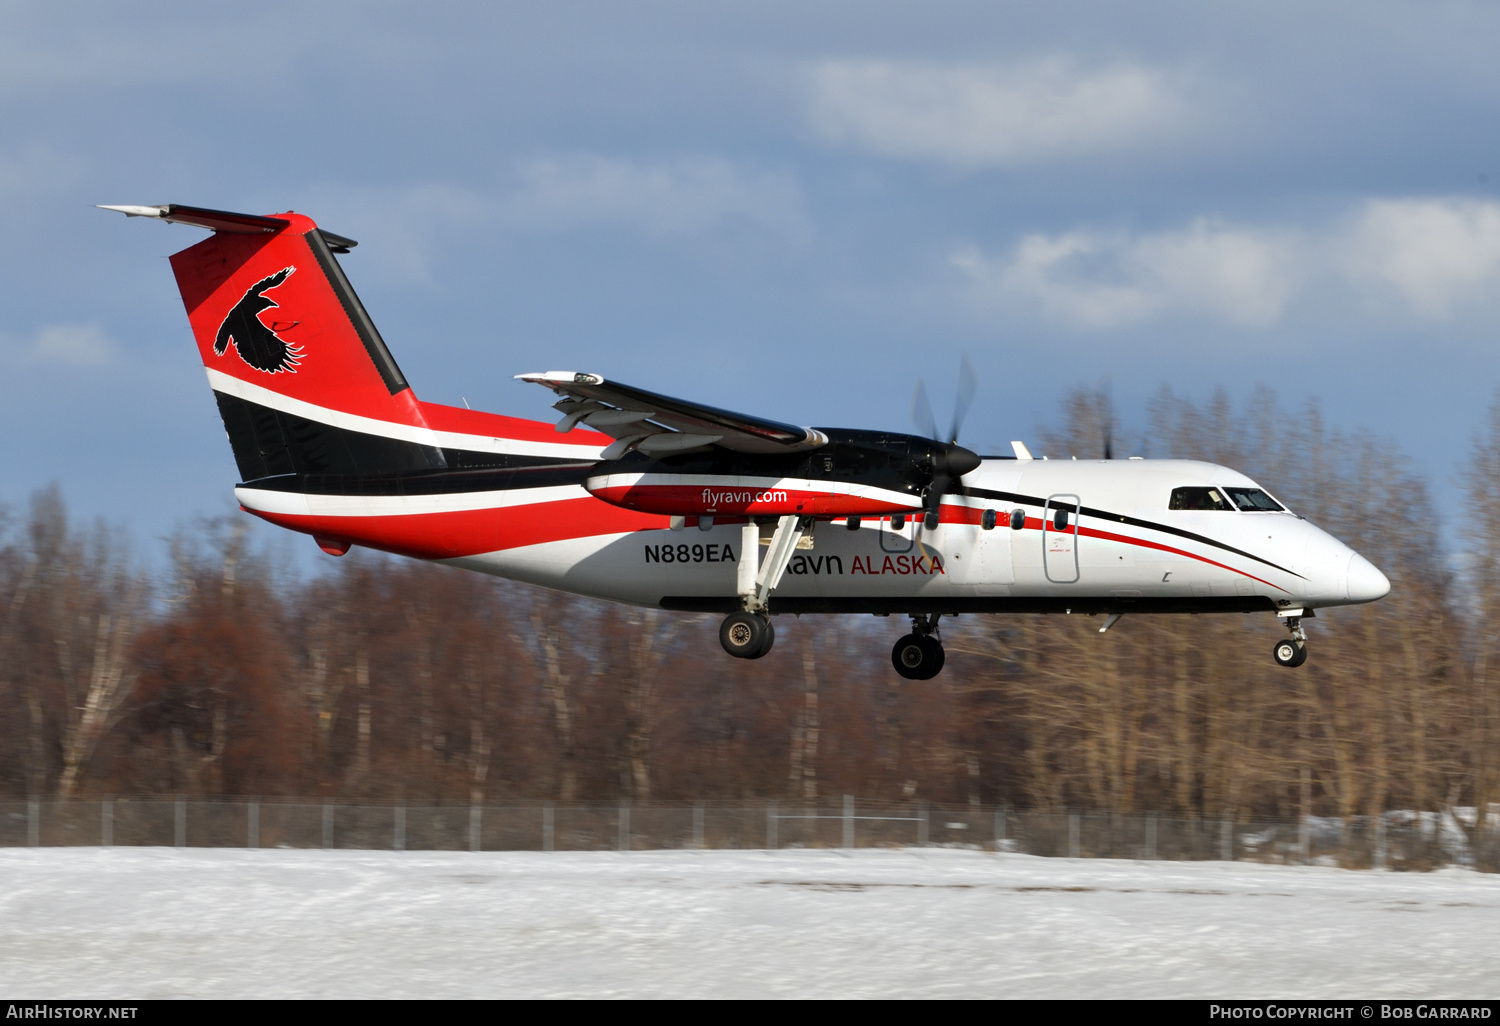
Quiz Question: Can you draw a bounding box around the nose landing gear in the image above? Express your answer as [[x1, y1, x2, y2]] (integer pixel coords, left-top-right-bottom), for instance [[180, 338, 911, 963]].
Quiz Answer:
[[1273, 614, 1309, 667], [892, 613, 946, 680]]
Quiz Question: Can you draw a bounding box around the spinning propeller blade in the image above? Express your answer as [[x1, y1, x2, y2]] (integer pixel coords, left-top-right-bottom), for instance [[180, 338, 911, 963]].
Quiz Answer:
[[909, 355, 983, 528], [949, 353, 977, 445], [911, 378, 939, 443], [1100, 376, 1114, 459]]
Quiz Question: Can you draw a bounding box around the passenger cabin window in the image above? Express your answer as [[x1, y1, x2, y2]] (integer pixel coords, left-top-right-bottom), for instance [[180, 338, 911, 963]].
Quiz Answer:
[[1168, 486, 1234, 511], [1223, 487, 1285, 512]]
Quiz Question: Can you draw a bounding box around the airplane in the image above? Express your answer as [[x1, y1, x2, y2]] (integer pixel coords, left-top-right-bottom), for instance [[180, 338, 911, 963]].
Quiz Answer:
[[102, 203, 1391, 679]]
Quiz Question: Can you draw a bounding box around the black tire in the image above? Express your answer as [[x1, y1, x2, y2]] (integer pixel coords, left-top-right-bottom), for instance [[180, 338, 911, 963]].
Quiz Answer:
[[922, 636, 946, 678], [748, 620, 776, 659], [1273, 638, 1305, 668], [892, 634, 926, 679], [892, 633, 943, 680], [721, 612, 771, 659]]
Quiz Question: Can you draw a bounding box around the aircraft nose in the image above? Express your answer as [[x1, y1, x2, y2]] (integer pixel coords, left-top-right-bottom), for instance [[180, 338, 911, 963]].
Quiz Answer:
[[1346, 553, 1390, 603]]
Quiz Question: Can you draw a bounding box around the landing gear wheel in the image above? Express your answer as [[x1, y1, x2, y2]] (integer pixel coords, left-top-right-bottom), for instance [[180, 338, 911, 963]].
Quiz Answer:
[[892, 633, 945, 680], [1273, 638, 1307, 668], [752, 620, 775, 659], [924, 635, 946, 676], [721, 612, 773, 659]]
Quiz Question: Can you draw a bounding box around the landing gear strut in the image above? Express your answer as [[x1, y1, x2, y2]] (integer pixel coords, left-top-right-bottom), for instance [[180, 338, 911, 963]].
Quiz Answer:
[[1273, 614, 1309, 668], [892, 613, 946, 680], [719, 514, 807, 660]]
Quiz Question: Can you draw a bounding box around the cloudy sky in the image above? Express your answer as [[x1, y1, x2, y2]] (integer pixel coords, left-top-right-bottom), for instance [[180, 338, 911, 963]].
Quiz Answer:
[[3, 1, 1498, 561]]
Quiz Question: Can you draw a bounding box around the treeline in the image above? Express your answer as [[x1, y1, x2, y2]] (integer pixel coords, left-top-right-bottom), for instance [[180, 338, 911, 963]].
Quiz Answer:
[[0, 388, 1495, 836]]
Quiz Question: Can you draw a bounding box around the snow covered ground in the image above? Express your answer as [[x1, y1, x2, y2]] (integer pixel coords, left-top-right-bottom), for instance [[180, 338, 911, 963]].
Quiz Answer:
[[1, 847, 1497, 998]]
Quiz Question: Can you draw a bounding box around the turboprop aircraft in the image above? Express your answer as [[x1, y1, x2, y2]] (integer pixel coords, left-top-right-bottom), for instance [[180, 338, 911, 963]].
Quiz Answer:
[[102, 203, 1390, 679]]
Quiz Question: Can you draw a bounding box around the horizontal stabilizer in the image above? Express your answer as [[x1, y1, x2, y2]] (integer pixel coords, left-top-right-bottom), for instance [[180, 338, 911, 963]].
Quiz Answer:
[[98, 203, 291, 235], [99, 203, 360, 252]]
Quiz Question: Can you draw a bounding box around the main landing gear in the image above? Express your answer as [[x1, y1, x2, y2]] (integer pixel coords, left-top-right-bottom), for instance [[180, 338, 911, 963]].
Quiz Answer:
[[720, 611, 775, 659], [892, 613, 946, 680], [719, 514, 810, 661], [1273, 613, 1309, 668]]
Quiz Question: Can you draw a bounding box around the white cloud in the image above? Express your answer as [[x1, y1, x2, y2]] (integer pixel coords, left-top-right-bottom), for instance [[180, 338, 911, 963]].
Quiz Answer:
[[955, 219, 1298, 328], [956, 197, 1500, 329], [1343, 198, 1500, 318], [809, 58, 1190, 169], [501, 155, 808, 238], [13, 324, 118, 367]]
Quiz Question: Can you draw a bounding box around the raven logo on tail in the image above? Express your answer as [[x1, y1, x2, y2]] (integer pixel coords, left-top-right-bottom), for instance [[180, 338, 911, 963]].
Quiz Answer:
[[214, 267, 302, 373]]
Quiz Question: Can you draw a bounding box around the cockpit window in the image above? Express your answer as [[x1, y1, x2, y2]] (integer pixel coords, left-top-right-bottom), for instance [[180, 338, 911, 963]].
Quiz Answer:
[[1168, 486, 1234, 511], [1224, 487, 1285, 512]]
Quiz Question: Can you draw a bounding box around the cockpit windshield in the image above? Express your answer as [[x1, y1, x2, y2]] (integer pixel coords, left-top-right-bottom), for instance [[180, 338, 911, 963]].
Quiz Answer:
[[1223, 487, 1285, 512], [1169, 485, 1287, 512], [1168, 486, 1234, 511]]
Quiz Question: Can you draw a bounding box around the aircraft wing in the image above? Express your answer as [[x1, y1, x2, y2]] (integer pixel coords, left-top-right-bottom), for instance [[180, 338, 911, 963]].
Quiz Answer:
[[517, 371, 828, 459]]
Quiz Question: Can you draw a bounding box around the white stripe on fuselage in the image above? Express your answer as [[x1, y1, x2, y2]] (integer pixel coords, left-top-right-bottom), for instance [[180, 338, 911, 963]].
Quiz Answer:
[[206, 368, 604, 460], [235, 483, 590, 517]]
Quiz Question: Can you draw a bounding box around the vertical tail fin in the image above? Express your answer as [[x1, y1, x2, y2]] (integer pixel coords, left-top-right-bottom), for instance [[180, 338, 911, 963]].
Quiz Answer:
[[125, 205, 445, 481]]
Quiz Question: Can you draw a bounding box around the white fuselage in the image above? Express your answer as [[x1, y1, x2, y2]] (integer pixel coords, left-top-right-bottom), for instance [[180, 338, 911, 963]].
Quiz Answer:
[[438, 457, 1388, 614]]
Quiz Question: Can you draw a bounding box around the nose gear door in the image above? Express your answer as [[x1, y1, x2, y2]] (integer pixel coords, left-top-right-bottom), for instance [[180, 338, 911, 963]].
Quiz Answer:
[[1043, 494, 1081, 583]]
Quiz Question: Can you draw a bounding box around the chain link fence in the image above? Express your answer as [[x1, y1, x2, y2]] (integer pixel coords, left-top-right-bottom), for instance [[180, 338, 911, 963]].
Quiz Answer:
[[1, 798, 1494, 870]]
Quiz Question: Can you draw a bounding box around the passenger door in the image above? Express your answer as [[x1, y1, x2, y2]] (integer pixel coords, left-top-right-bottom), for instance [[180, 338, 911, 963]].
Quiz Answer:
[[1043, 494, 1081, 584]]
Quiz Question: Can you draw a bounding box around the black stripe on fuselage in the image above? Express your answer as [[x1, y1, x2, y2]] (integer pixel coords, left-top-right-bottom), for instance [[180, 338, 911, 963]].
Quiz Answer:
[[214, 390, 591, 488], [960, 485, 1304, 580], [243, 463, 595, 496], [661, 595, 1280, 615]]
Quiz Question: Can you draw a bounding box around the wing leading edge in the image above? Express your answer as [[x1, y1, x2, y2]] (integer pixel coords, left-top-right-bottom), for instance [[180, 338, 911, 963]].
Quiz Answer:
[[517, 371, 829, 459]]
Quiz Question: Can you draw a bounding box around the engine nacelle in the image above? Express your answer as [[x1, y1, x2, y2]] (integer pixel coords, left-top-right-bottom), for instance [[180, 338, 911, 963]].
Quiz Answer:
[[581, 427, 974, 518], [584, 471, 924, 517]]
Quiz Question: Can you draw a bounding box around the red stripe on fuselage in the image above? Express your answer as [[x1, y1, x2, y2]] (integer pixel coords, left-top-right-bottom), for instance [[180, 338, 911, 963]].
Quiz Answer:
[[417, 400, 611, 447], [999, 512, 1286, 593], [589, 483, 916, 517], [246, 496, 669, 559], [932, 504, 1285, 592]]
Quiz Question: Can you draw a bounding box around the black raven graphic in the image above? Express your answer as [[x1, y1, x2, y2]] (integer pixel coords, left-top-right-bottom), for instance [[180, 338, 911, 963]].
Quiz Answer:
[[213, 267, 302, 373]]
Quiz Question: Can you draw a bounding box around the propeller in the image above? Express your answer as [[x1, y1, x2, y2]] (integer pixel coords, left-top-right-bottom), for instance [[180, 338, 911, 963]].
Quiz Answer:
[[950, 352, 977, 446], [1100, 376, 1114, 460], [910, 355, 982, 529]]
